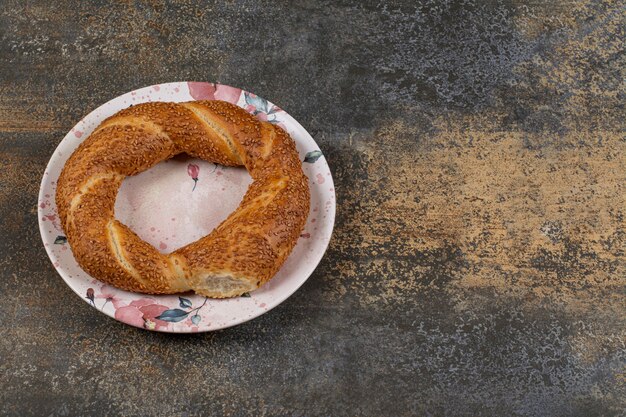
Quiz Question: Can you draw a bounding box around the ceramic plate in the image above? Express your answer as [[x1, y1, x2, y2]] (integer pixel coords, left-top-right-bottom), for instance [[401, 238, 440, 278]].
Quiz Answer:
[[38, 82, 335, 332]]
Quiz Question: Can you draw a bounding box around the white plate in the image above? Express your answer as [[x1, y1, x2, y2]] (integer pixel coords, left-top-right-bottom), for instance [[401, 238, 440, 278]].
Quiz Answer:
[[38, 82, 335, 332]]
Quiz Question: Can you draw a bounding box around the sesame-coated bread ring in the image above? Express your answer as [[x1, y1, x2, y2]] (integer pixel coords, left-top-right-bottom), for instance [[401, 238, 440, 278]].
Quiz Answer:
[[56, 100, 310, 298]]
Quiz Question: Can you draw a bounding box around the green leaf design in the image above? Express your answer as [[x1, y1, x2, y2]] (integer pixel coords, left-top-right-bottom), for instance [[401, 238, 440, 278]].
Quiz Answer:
[[241, 292, 251, 298], [155, 308, 189, 323], [304, 150, 323, 163], [54, 235, 67, 244], [191, 314, 201, 325], [179, 296, 192, 309], [244, 92, 270, 113]]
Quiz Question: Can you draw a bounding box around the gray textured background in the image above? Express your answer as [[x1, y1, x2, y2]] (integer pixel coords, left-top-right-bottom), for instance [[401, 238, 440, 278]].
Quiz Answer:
[[1, 1, 624, 416]]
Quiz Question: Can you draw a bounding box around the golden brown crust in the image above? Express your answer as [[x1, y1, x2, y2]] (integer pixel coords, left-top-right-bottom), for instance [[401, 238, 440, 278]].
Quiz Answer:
[[56, 100, 310, 298]]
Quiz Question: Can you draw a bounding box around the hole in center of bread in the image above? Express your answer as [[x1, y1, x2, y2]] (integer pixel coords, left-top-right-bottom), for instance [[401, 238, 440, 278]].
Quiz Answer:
[[114, 153, 252, 254]]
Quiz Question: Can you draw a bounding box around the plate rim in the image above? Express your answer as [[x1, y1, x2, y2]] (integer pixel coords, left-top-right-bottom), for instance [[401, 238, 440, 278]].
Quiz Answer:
[[37, 81, 336, 333]]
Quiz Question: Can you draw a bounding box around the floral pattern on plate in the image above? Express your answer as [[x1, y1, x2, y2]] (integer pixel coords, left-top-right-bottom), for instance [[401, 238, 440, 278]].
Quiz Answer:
[[38, 82, 335, 333]]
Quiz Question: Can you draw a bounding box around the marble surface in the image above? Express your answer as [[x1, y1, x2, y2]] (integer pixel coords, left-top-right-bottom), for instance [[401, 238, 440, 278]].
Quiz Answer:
[[0, 1, 624, 415]]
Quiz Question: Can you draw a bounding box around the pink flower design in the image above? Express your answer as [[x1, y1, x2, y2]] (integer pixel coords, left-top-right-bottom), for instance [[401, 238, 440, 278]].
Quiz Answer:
[[114, 306, 144, 327], [215, 86, 242, 103], [86, 288, 95, 306], [96, 285, 125, 310], [187, 82, 241, 103], [187, 163, 200, 191], [114, 298, 171, 330], [188, 82, 216, 100]]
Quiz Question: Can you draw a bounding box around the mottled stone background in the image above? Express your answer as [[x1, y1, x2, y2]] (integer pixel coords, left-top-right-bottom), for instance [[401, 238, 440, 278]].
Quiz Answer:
[[0, 0, 624, 416]]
